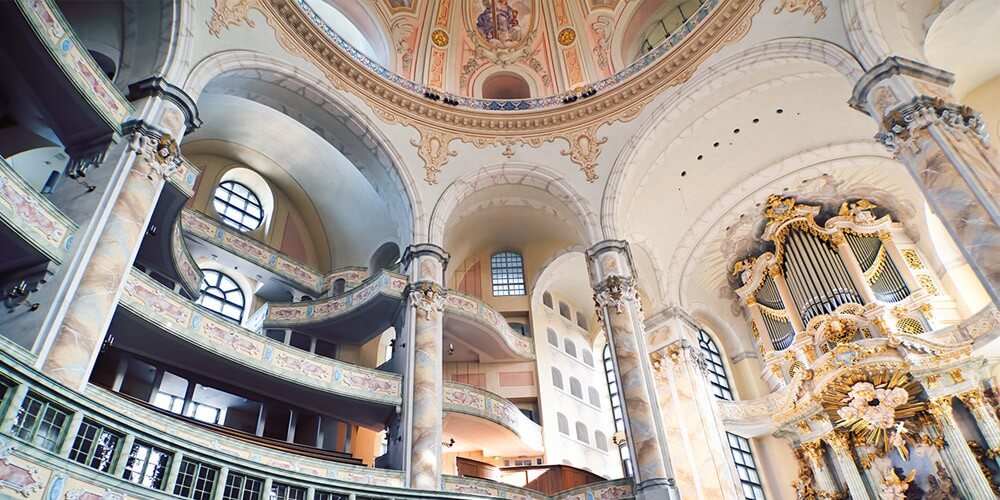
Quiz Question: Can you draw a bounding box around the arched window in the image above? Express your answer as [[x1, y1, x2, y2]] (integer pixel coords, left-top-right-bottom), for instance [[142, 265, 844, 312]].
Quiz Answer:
[[575, 312, 588, 330], [547, 328, 559, 347], [697, 329, 733, 401], [557, 413, 569, 435], [197, 269, 246, 322], [491, 252, 526, 296], [582, 349, 594, 367], [575, 422, 589, 443], [551, 367, 564, 390], [542, 292, 553, 308], [558, 302, 571, 319], [563, 339, 577, 358], [213, 181, 264, 232], [595, 431, 608, 452], [636, 0, 706, 59], [332, 279, 346, 295], [728, 433, 765, 500], [604, 345, 632, 477], [482, 72, 531, 99], [569, 377, 582, 399], [588, 387, 601, 407]]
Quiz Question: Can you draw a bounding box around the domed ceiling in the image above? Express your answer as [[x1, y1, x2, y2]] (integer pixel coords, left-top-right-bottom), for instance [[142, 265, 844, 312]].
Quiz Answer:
[[305, 0, 705, 99]]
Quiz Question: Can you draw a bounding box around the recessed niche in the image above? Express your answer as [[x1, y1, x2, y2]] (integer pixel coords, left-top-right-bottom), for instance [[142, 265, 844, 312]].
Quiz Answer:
[[482, 72, 531, 99]]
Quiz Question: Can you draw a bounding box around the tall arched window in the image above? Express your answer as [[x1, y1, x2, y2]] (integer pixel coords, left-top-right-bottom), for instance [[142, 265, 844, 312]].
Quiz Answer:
[[551, 367, 564, 390], [569, 377, 582, 399], [197, 270, 246, 322], [213, 181, 264, 232], [575, 312, 588, 330], [547, 328, 559, 347], [491, 251, 525, 296], [595, 431, 608, 452], [575, 422, 589, 443], [604, 345, 632, 477], [588, 387, 601, 407], [557, 413, 569, 435], [558, 302, 571, 319], [697, 329, 733, 401], [636, 0, 706, 59], [728, 433, 766, 500], [542, 292, 553, 308]]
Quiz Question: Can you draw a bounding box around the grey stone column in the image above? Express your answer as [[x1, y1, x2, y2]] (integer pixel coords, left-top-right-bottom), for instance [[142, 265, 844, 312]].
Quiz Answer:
[[824, 432, 870, 500], [852, 56, 1000, 307], [928, 396, 996, 498]]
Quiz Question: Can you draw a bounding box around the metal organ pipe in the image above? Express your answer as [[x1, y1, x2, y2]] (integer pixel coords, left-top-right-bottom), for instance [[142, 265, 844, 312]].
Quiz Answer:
[[783, 229, 863, 324]]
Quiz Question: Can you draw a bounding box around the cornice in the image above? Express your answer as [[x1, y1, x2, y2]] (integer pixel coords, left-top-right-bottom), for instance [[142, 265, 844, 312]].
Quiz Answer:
[[208, 0, 762, 183]]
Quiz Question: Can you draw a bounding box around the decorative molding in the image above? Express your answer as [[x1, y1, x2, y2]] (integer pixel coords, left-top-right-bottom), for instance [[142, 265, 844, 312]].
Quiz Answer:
[[0, 156, 78, 265], [773, 0, 827, 23]]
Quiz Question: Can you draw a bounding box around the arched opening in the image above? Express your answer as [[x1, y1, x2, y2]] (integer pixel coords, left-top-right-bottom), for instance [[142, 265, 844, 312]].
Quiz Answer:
[[481, 72, 531, 100], [369, 242, 400, 272]]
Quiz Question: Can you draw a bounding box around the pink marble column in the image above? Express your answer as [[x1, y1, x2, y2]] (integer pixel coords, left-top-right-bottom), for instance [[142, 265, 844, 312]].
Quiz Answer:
[[40, 103, 189, 390], [587, 240, 677, 500], [852, 57, 1000, 307], [647, 318, 742, 499], [401, 244, 449, 491]]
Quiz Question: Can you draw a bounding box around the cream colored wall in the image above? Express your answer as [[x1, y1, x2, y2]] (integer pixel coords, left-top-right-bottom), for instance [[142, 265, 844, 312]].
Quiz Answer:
[[961, 74, 1000, 149], [447, 241, 569, 313], [187, 154, 329, 270]]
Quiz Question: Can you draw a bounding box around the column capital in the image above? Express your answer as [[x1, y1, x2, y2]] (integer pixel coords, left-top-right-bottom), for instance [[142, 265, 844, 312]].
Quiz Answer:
[[405, 281, 446, 318], [586, 239, 636, 283], [928, 396, 954, 419], [593, 275, 641, 317], [402, 243, 450, 282]]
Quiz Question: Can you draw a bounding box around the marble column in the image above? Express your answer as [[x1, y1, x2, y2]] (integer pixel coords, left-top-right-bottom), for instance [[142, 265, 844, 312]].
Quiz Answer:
[[823, 432, 870, 500], [586, 241, 679, 500], [401, 244, 449, 491], [927, 396, 996, 498], [852, 56, 1000, 307], [854, 444, 882, 498], [957, 388, 1000, 466], [831, 231, 877, 304], [800, 440, 839, 496], [38, 96, 194, 391], [769, 265, 806, 332], [647, 311, 742, 499]]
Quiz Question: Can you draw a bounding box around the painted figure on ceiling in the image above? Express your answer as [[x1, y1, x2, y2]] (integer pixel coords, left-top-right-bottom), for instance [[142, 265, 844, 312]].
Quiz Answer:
[[476, 0, 526, 46]]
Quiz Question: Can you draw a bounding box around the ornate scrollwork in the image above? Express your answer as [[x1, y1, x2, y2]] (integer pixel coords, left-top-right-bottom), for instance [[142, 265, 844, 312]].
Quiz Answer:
[[593, 275, 639, 316], [408, 281, 445, 319], [877, 96, 990, 152], [134, 132, 183, 179]]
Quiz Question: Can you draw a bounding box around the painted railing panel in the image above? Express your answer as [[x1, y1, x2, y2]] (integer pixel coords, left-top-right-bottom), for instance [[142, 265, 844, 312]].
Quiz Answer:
[[0, 156, 78, 265], [121, 269, 402, 405], [86, 387, 407, 488], [441, 476, 635, 500], [442, 381, 544, 453], [265, 271, 407, 327], [168, 158, 200, 198], [324, 266, 367, 291], [14, 0, 131, 129], [182, 208, 326, 293], [552, 478, 635, 499], [170, 219, 203, 297], [444, 291, 535, 360]]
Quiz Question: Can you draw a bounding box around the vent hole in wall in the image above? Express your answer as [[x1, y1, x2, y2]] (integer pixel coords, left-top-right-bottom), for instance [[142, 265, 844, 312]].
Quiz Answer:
[[680, 170, 687, 177]]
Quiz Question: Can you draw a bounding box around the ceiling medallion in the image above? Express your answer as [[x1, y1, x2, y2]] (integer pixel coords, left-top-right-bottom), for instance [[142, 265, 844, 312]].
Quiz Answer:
[[431, 29, 449, 47], [557, 28, 576, 46]]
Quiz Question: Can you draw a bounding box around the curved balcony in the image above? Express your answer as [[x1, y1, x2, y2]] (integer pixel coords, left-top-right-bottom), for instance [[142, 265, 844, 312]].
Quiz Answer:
[[444, 291, 536, 361], [169, 219, 203, 297], [119, 269, 402, 408], [263, 271, 407, 342], [442, 476, 634, 499], [442, 382, 543, 457], [0, 156, 77, 268]]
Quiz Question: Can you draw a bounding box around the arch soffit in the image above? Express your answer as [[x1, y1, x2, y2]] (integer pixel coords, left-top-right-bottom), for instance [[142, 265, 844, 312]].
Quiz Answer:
[[428, 163, 601, 247], [180, 50, 425, 243], [601, 37, 865, 240]]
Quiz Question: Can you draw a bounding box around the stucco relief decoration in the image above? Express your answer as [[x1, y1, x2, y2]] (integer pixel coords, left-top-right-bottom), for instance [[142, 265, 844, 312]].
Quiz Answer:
[[772, 0, 827, 23], [207, 0, 257, 37], [877, 97, 990, 153], [820, 369, 924, 459], [562, 126, 608, 182], [410, 282, 446, 318], [134, 132, 183, 180], [411, 130, 457, 184], [66, 489, 126, 500], [0, 441, 44, 497], [594, 275, 639, 316]]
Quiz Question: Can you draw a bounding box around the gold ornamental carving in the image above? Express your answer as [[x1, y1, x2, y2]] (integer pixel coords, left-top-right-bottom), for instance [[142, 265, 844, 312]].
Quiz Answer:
[[773, 0, 827, 23], [557, 28, 576, 46], [205, 0, 763, 183], [431, 29, 449, 47]]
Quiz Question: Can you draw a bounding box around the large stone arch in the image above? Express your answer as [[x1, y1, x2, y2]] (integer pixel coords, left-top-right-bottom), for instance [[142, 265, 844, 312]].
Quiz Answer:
[[181, 50, 424, 246]]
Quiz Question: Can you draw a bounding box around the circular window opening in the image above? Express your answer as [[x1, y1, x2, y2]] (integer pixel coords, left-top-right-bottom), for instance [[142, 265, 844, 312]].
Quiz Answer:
[[482, 73, 531, 100], [213, 180, 264, 232]]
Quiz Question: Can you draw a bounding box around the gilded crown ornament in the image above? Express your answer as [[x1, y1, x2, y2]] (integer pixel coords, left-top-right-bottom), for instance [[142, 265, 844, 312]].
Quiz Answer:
[[134, 132, 182, 180]]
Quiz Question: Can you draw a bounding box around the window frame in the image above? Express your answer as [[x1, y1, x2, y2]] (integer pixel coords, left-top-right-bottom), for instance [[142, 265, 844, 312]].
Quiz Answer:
[[697, 329, 734, 401], [174, 457, 220, 500], [122, 440, 173, 490], [490, 251, 526, 296], [69, 418, 124, 473], [196, 269, 246, 323], [222, 471, 264, 500], [604, 345, 633, 477], [213, 180, 265, 233], [12, 391, 69, 452], [728, 432, 766, 500]]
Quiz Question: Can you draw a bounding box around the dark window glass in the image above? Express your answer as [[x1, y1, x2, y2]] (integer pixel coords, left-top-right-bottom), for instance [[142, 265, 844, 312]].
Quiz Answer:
[[69, 419, 122, 472], [222, 472, 263, 500], [728, 433, 766, 499], [197, 269, 245, 322], [698, 329, 734, 401], [491, 252, 525, 296], [12, 392, 68, 451], [174, 458, 219, 500]]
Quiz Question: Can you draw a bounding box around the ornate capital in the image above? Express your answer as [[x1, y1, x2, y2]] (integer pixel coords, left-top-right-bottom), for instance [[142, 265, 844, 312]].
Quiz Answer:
[[927, 396, 954, 419], [823, 431, 851, 453], [957, 388, 987, 411], [132, 131, 183, 179], [800, 440, 826, 468], [651, 340, 706, 374], [876, 96, 990, 152], [593, 275, 640, 316], [407, 281, 446, 319]]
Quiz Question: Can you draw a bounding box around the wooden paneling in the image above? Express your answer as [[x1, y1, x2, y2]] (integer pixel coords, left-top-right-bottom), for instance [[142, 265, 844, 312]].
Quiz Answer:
[[498, 464, 605, 495]]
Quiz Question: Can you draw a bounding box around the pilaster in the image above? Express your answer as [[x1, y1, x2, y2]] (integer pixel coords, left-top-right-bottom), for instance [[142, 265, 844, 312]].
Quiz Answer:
[[823, 432, 869, 500], [926, 396, 996, 498]]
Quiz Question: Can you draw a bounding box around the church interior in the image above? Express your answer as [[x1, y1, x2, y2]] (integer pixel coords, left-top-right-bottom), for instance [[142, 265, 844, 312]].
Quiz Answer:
[[0, 0, 999, 498]]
